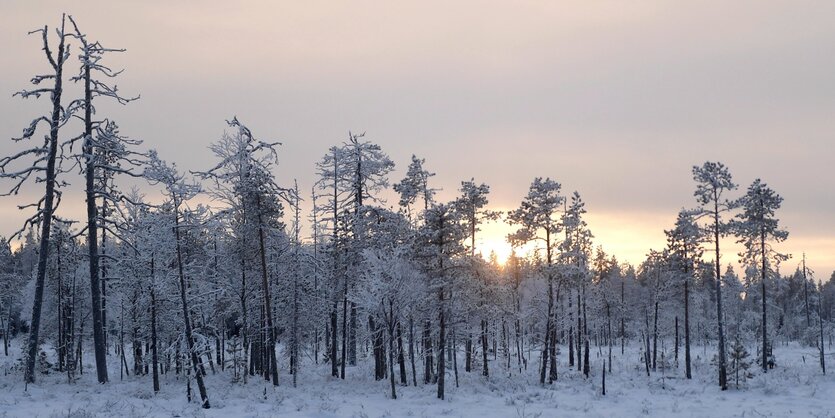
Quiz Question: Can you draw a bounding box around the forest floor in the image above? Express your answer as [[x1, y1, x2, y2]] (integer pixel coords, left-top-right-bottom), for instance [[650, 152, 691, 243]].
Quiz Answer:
[[0, 339, 833, 417]]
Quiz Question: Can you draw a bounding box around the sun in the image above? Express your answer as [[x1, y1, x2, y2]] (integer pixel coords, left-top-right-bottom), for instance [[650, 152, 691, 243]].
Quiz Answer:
[[477, 237, 513, 266]]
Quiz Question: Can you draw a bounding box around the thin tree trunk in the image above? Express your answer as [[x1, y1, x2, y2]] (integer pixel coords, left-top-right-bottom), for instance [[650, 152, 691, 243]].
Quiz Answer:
[[397, 321, 407, 385], [409, 315, 417, 386], [174, 200, 210, 408], [714, 196, 728, 390], [256, 199, 279, 387], [79, 40, 109, 384], [437, 288, 446, 400], [685, 276, 692, 379], [150, 254, 160, 393], [761, 230, 768, 373], [652, 300, 658, 371]]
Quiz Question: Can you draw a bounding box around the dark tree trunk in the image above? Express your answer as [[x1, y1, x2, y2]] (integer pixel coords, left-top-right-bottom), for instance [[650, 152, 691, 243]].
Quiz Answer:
[[174, 200, 210, 408], [675, 316, 679, 364], [437, 289, 446, 400], [349, 302, 357, 366], [331, 302, 338, 377], [256, 201, 279, 387], [621, 280, 626, 355], [341, 293, 348, 379], [150, 275, 160, 392], [577, 291, 582, 372], [713, 197, 728, 390], [685, 276, 692, 379], [652, 300, 658, 371], [761, 231, 768, 373], [409, 315, 417, 386], [465, 335, 472, 372], [481, 319, 490, 377], [397, 321, 407, 385], [583, 286, 589, 378], [79, 37, 109, 384], [388, 319, 397, 399], [423, 319, 433, 384]]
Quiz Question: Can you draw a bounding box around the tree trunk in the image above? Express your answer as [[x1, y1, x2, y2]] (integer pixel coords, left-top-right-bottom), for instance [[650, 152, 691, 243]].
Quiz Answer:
[[256, 200, 279, 387], [481, 319, 490, 377], [341, 293, 348, 379], [81, 46, 109, 385], [761, 230, 768, 373], [714, 197, 728, 390], [150, 256, 160, 393], [409, 315, 417, 386], [685, 277, 692, 379], [331, 301, 338, 377], [437, 288, 446, 400], [397, 321, 407, 385], [423, 319, 433, 384], [652, 300, 658, 371], [174, 200, 210, 408]]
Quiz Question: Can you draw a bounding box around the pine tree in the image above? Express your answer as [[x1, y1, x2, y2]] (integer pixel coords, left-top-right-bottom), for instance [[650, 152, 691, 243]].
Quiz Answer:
[[732, 179, 789, 373], [508, 178, 564, 385], [728, 338, 752, 389], [692, 161, 738, 391], [665, 210, 703, 379]]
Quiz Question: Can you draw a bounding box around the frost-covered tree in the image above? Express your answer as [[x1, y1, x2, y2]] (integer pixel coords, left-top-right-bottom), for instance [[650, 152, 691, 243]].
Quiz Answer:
[[454, 179, 499, 377], [67, 16, 142, 384], [393, 155, 436, 218], [732, 179, 789, 372], [196, 117, 287, 387], [1, 15, 75, 385], [507, 177, 564, 385], [144, 152, 210, 408], [665, 209, 703, 379], [692, 161, 737, 391], [560, 191, 593, 377], [416, 202, 466, 400]]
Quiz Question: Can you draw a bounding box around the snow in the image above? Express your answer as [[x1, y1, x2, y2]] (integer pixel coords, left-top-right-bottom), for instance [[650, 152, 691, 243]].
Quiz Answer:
[[1, 340, 833, 418]]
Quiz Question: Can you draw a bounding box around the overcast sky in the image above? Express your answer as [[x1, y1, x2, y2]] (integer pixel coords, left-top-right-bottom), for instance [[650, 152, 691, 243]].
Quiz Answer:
[[1, 1, 833, 278]]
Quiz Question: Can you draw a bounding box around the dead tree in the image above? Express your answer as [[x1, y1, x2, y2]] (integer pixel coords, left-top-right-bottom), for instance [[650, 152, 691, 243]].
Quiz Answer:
[[1, 15, 73, 385]]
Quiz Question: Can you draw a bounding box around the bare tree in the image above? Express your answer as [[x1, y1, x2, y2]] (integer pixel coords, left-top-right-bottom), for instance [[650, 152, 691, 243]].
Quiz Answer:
[[1, 15, 74, 385], [66, 15, 141, 384]]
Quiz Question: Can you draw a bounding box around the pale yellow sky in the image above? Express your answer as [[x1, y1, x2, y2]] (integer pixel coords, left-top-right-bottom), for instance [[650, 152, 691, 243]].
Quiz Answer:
[[0, 1, 833, 279]]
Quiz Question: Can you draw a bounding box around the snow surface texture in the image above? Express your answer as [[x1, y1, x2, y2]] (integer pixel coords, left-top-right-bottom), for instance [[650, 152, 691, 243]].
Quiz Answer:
[[1, 340, 833, 417]]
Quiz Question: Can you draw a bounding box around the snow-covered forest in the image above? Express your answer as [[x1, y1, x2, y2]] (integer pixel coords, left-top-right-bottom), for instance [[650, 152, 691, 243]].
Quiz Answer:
[[0, 13, 833, 418]]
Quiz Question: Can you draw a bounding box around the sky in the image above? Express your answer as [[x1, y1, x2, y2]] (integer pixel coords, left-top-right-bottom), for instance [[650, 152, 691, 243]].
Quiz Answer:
[[1, 1, 833, 279]]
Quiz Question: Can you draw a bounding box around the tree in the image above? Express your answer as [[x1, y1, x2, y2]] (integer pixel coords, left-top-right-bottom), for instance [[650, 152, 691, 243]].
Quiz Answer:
[[68, 15, 141, 384], [1, 15, 74, 385], [728, 337, 752, 389], [560, 192, 593, 378], [455, 179, 500, 378], [732, 179, 789, 373], [393, 155, 436, 218], [342, 132, 395, 369], [665, 209, 703, 379], [416, 203, 466, 400], [692, 161, 738, 390], [196, 117, 288, 387], [144, 152, 210, 408], [507, 178, 564, 385]]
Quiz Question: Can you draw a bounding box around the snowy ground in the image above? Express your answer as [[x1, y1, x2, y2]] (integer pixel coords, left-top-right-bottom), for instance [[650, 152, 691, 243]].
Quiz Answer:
[[1, 340, 833, 417]]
